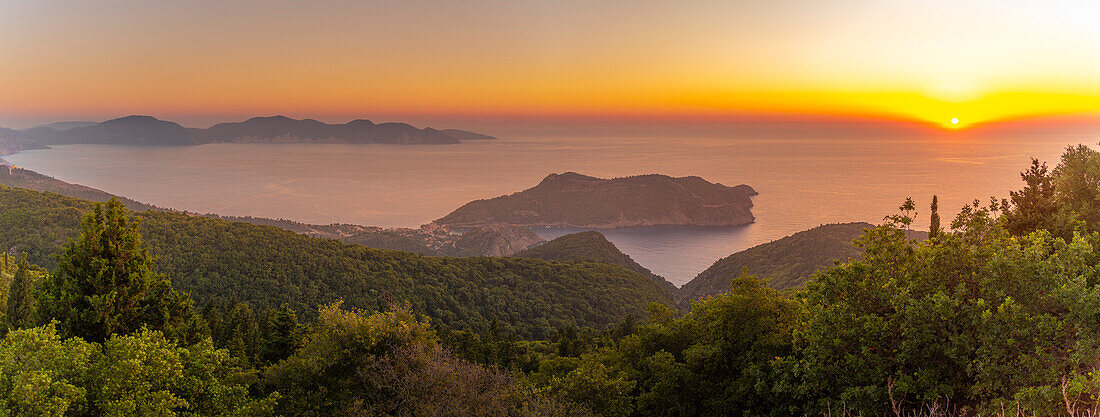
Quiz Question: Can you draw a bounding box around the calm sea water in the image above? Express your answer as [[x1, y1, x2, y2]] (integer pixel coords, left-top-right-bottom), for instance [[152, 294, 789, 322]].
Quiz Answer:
[[5, 134, 1086, 285]]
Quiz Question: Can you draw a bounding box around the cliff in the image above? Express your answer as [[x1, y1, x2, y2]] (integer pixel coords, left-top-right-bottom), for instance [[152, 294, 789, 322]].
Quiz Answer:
[[434, 172, 757, 229]]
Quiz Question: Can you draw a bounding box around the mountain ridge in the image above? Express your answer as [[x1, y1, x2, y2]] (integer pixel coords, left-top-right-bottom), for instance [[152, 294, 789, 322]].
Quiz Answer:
[[11, 114, 496, 148]]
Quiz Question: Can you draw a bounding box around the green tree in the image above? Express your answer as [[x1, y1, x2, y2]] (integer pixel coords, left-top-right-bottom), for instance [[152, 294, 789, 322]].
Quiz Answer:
[[265, 303, 575, 417], [37, 199, 199, 343], [0, 324, 276, 417], [204, 300, 261, 366], [1053, 144, 1100, 231], [0, 324, 96, 417], [928, 195, 941, 240], [575, 272, 800, 417], [546, 357, 634, 417], [6, 255, 37, 330], [89, 329, 276, 417], [1005, 159, 1058, 235], [791, 206, 1100, 415], [260, 303, 303, 365], [1003, 149, 1097, 239]]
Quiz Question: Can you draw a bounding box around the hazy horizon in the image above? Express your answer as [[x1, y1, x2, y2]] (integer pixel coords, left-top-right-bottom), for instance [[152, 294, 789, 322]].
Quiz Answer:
[[6, 1, 1100, 130]]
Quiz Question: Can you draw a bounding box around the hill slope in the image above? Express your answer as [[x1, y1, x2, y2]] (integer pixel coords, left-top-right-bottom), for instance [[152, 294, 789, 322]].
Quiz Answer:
[[52, 115, 202, 145], [0, 186, 673, 338], [435, 172, 757, 229], [679, 222, 873, 301], [0, 128, 49, 155], [0, 167, 158, 211], [514, 231, 675, 291]]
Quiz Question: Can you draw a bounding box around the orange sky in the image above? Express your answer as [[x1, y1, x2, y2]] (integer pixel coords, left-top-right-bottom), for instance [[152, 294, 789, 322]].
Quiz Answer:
[[3, 0, 1100, 130]]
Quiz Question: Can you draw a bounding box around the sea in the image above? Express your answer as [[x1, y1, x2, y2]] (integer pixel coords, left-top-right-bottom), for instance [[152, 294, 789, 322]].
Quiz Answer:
[[6, 130, 1091, 285]]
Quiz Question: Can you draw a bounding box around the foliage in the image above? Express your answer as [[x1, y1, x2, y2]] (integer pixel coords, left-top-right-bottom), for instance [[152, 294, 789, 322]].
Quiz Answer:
[[0, 186, 672, 338], [929, 195, 941, 240], [788, 202, 1100, 415], [265, 303, 583, 417], [679, 222, 877, 300], [5, 256, 38, 330], [1003, 145, 1100, 239], [514, 231, 673, 291], [0, 324, 274, 417], [13, 143, 1100, 415], [260, 303, 304, 365], [0, 324, 95, 416], [36, 199, 200, 343]]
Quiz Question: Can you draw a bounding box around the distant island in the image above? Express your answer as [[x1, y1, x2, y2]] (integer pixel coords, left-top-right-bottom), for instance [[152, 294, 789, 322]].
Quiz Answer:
[[0, 115, 496, 154], [434, 172, 757, 229]]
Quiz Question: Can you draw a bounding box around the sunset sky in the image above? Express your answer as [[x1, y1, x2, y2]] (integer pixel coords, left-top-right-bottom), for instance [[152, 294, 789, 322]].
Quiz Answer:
[[4, 0, 1100, 130]]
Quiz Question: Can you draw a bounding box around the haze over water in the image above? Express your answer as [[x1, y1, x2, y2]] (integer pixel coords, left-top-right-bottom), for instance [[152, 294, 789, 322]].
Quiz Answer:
[[6, 133, 1087, 285]]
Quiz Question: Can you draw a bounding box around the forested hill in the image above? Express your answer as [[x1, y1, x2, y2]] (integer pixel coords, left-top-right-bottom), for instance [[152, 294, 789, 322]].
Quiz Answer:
[[435, 172, 757, 229], [679, 222, 928, 301], [514, 231, 675, 292], [0, 186, 674, 338], [0, 166, 159, 211]]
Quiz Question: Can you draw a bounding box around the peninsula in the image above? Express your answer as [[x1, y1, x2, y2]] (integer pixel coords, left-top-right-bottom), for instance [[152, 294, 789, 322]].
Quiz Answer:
[[434, 172, 757, 229]]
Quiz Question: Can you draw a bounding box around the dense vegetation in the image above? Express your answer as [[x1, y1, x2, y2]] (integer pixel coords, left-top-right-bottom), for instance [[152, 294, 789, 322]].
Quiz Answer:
[[514, 231, 674, 291], [5, 144, 1100, 415], [679, 222, 873, 300], [0, 167, 157, 211], [679, 222, 930, 301], [0, 188, 672, 338], [511, 144, 1100, 416]]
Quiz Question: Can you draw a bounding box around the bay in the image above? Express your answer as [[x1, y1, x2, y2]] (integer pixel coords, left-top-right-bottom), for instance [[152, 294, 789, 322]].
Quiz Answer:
[[5, 134, 1081, 285]]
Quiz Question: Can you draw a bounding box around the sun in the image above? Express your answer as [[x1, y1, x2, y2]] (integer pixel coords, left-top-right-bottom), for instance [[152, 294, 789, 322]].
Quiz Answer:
[[943, 117, 964, 129]]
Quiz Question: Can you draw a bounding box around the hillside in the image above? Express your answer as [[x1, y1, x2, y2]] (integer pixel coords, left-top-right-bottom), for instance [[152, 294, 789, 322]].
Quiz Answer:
[[435, 172, 757, 229], [445, 223, 545, 256], [47, 115, 202, 145], [0, 166, 159, 211], [514, 231, 675, 291], [14, 115, 496, 146], [0, 127, 48, 155], [678, 222, 929, 302], [0, 186, 673, 337]]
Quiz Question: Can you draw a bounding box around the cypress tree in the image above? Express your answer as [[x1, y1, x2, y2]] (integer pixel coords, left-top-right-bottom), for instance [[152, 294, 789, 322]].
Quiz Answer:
[[6, 255, 36, 329], [929, 195, 941, 240], [263, 303, 304, 364], [38, 198, 199, 343]]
